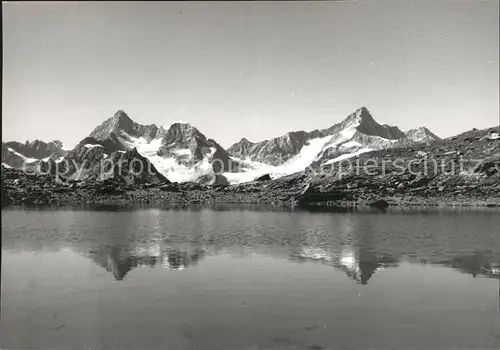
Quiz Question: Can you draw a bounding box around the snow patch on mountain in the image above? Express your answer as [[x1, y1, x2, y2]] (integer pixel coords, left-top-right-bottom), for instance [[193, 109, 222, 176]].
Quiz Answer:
[[224, 135, 335, 183], [273, 135, 334, 177], [84, 144, 104, 149], [324, 148, 374, 165], [139, 145, 218, 183], [98, 129, 210, 182], [168, 120, 190, 127], [62, 144, 76, 151], [7, 148, 38, 164], [172, 149, 192, 157], [323, 128, 358, 150], [120, 134, 162, 154], [340, 141, 362, 149], [117, 132, 205, 182], [487, 132, 499, 140], [224, 157, 276, 184]]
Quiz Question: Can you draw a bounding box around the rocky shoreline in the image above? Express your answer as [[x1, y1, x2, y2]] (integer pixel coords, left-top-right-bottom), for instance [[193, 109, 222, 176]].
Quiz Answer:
[[2, 166, 499, 210]]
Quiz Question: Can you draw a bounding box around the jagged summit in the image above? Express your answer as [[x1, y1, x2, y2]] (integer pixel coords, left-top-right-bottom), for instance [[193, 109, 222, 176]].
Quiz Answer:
[[322, 106, 404, 140], [111, 109, 135, 130], [415, 125, 437, 134], [347, 106, 370, 123], [356, 109, 404, 140], [239, 137, 253, 144], [89, 110, 166, 142], [113, 109, 132, 121], [160, 122, 207, 152], [89, 110, 130, 140], [165, 121, 201, 138]]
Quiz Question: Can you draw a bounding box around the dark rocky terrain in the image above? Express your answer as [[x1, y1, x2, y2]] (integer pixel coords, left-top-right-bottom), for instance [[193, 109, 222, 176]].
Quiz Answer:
[[2, 125, 498, 209]]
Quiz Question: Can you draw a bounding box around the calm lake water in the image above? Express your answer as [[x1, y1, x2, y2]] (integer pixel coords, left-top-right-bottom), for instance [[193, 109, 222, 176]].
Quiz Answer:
[[2, 205, 500, 350]]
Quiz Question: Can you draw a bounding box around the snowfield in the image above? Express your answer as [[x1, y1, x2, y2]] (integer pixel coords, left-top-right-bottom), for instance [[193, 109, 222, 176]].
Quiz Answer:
[[487, 132, 499, 140], [324, 148, 374, 165], [222, 116, 370, 183], [119, 132, 219, 183], [274, 135, 334, 177], [84, 144, 104, 149]]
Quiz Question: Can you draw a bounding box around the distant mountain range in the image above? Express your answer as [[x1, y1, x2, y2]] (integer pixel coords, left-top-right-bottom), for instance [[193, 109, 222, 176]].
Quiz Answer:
[[1, 106, 452, 184], [2, 140, 67, 169]]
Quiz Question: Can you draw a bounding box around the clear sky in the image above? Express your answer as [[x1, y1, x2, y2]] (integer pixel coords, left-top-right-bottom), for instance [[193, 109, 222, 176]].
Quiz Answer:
[[2, 0, 499, 148]]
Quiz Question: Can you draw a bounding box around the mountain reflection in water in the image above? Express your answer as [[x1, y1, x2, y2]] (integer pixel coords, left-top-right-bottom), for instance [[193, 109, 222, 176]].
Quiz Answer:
[[86, 245, 207, 280], [73, 241, 499, 283], [2, 207, 500, 285], [2, 207, 500, 350], [291, 246, 400, 285]]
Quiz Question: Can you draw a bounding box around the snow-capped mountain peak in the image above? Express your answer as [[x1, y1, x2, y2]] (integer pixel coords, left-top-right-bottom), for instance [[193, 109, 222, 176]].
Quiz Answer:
[[53, 111, 242, 183], [162, 122, 204, 148], [225, 106, 439, 184]]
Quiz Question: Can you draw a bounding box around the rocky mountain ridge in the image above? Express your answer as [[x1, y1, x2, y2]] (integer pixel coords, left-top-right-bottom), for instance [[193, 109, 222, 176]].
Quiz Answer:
[[90, 110, 167, 143], [228, 107, 439, 168], [2, 140, 67, 169], [2, 106, 487, 187]]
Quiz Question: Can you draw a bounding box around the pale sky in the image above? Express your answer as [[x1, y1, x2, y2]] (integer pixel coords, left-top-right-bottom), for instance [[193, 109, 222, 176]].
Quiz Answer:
[[2, 0, 499, 148]]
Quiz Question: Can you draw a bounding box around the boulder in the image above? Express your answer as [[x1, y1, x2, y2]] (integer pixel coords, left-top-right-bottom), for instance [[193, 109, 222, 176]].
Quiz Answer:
[[369, 199, 389, 211], [195, 174, 230, 186], [255, 174, 271, 182]]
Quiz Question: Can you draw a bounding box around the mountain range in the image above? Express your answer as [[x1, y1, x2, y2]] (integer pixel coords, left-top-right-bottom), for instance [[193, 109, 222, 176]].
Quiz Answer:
[[2, 106, 445, 184]]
